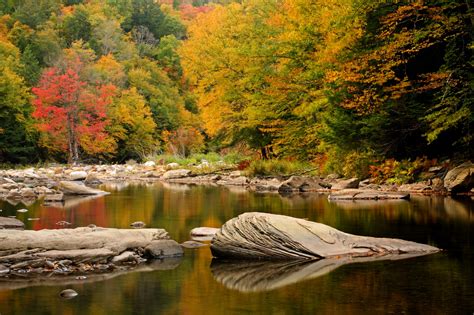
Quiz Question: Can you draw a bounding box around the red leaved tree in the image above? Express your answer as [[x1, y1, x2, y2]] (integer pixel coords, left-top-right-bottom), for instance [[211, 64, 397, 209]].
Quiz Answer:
[[32, 66, 116, 163]]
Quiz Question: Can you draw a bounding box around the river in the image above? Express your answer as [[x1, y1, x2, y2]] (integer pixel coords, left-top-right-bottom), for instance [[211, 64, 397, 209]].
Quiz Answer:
[[0, 182, 473, 314]]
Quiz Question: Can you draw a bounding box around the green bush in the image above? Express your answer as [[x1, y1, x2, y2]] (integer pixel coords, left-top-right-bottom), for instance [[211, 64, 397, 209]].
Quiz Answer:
[[245, 159, 315, 177]]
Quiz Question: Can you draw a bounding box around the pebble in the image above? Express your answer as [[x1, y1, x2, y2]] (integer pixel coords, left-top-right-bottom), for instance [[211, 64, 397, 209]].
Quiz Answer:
[[56, 221, 71, 226], [59, 289, 78, 299], [75, 276, 87, 280], [130, 221, 146, 228], [17, 208, 28, 213]]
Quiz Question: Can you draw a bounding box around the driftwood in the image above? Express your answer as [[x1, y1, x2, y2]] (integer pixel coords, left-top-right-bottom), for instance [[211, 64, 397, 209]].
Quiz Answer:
[[211, 212, 439, 260], [0, 227, 183, 278]]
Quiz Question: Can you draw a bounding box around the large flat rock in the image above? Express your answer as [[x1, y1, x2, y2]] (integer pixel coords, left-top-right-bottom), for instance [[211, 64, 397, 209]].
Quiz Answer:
[[211, 212, 439, 260], [328, 189, 410, 200]]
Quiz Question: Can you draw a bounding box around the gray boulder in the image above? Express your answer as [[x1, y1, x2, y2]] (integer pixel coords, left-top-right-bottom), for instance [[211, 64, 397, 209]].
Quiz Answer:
[[145, 240, 184, 258], [444, 162, 474, 193], [69, 171, 88, 181], [278, 176, 325, 193], [162, 169, 191, 179], [211, 212, 438, 260]]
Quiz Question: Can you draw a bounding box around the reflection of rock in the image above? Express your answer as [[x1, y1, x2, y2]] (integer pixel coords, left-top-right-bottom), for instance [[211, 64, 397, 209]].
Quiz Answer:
[[0, 257, 182, 292], [211, 252, 436, 293], [43, 195, 104, 209], [211, 212, 439, 260], [59, 181, 109, 196], [328, 189, 410, 200], [327, 199, 409, 211], [444, 197, 473, 221]]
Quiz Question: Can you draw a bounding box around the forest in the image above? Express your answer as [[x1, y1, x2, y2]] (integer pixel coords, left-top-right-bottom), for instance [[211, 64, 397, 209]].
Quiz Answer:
[[0, 0, 472, 178]]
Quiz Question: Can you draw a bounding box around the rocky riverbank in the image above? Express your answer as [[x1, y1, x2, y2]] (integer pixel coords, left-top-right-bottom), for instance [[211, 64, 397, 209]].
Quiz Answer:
[[0, 161, 472, 206], [0, 226, 184, 279]]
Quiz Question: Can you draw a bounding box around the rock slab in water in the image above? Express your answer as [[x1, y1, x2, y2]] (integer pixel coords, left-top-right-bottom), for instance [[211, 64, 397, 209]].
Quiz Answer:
[[0, 217, 25, 230], [328, 189, 410, 200], [211, 212, 439, 260], [59, 181, 109, 195], [444, 162, 473, 193]]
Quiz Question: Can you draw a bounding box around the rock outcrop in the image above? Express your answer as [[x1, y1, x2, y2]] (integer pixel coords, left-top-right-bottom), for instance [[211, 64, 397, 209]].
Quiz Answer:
[[444, 162, 473, 193], [211, 212, 439, 260]]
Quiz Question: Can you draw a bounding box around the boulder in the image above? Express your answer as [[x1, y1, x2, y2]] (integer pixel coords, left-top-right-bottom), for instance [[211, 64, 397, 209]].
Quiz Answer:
[[250, 178, 281, 192], [145, 240, 183, 258], [69, 171, 87, 181], [278, 176, 325, 193], [331, 178, 359, 190], [328, 189, 410, 200], [59, 181, 109, 195], [211, 212, 438, 260], [162, 169, 191, 180], [0, 217, 25, 230], [19, 187, 36, 199], [444, 162, 474, 193], [144, 161, 156, 167], [190, 227, 220, 237], [166, 162, 179, 168], [44, 192, 64, 202]]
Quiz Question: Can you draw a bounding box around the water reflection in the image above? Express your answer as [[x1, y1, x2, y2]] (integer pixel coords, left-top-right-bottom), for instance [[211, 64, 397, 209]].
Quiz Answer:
[[0, 257, 182, 292], [0, 183, 473, 314], [210, 253, 438, 293]]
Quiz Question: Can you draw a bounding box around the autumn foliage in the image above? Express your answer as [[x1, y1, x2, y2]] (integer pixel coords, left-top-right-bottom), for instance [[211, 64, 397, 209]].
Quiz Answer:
[[32, 65, 116, 162]]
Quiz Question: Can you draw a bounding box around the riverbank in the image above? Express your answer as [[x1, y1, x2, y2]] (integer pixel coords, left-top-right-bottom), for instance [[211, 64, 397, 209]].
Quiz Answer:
[[0, 161, 472, 206]]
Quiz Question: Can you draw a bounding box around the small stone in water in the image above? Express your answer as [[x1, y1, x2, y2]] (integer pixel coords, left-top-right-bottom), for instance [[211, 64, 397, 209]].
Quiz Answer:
[[130, 221, 146, 228], [75, 276, 87, 280], [28, 218, 40, 221], [180, 241, 208, 249], [56, 221, 71, 226], [17, 208, 28, 213], [59, 289, 78, 299]]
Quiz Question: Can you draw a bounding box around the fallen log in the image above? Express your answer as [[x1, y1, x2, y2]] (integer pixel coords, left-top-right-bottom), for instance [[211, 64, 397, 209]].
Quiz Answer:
[[211, 212, 439, 260]]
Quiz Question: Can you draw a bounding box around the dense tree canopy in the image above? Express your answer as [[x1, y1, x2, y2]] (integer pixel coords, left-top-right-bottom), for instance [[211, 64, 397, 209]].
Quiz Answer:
[[0, 0, 472, 169]]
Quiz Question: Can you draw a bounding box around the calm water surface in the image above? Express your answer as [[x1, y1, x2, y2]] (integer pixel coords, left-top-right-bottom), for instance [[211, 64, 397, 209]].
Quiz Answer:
[[0, 183, 473, 314]]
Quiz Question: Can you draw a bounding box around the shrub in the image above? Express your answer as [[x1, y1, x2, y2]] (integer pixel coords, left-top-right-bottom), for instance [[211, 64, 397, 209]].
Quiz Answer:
[[245, 159, 315, 177]]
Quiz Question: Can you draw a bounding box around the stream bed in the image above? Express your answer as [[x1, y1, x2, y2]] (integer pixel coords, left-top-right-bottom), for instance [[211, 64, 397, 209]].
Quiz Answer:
[[0, 182, 473, 314]]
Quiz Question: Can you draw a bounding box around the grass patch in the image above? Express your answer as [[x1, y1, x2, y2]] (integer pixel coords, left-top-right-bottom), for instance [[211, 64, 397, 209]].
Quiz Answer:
[[244, 159, 316, 177]]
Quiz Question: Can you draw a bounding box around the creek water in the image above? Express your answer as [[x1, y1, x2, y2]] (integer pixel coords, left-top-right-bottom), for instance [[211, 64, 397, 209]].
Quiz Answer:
[[0, 182, 473, 314]]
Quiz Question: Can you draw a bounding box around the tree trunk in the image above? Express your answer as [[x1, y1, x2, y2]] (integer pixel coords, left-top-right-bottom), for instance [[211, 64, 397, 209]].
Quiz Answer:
[[67, 113, 79, 164]]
